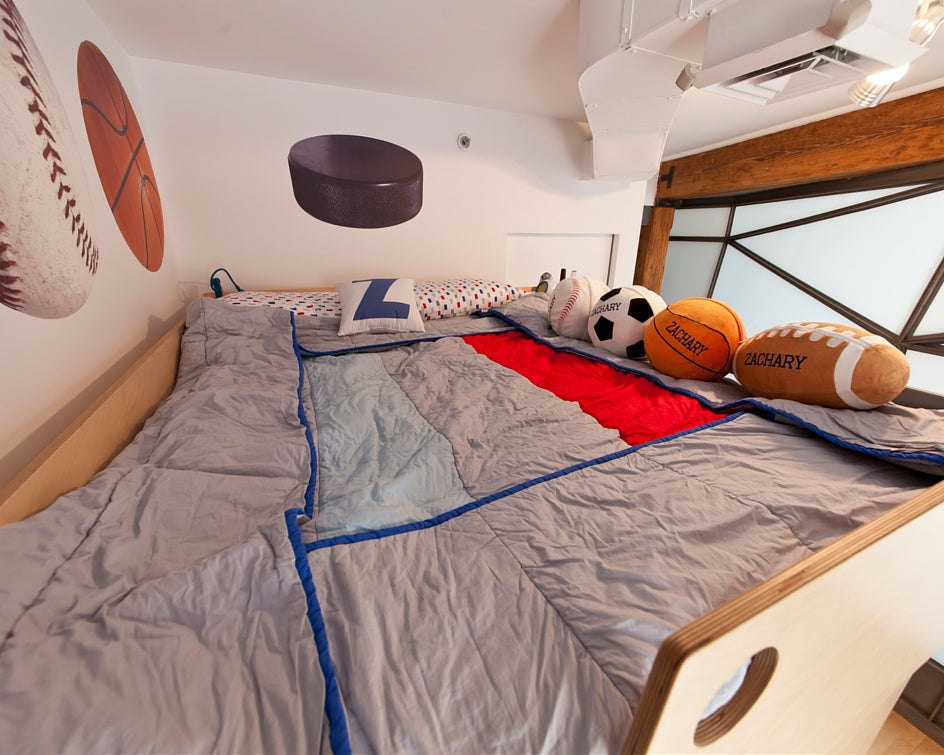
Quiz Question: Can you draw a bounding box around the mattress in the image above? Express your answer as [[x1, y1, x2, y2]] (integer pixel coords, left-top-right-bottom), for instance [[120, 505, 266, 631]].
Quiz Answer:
[[0, 293, 940, 753]]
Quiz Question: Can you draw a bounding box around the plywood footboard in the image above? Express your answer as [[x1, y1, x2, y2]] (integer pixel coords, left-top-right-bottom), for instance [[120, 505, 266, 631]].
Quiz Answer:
[[0, 314, 186, 526], [623, 479, 944, 754]]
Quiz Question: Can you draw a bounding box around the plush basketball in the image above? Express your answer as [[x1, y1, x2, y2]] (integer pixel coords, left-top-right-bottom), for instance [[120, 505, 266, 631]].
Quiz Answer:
[[733, 322, 910, 409], [548, 276, 608, 340], [588, 285, 667, 358], [77, 40, 164, 271], [644, 297, 746, 380]]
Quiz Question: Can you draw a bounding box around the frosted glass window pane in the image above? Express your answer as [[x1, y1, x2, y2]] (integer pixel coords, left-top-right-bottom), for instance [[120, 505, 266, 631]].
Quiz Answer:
[[742, 191, 944, 333], [670, 207, 730, 237], [712, 252, 853, 338], [904, 350, 944, 396], [731, 186, 916, 235], [662, 241, 722, 304], [915, 284, 944, 337]]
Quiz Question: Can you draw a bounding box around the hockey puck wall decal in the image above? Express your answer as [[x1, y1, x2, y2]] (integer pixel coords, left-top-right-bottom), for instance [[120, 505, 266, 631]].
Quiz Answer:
[[0, 0, 98, 318], [77, 40, 163, 271]]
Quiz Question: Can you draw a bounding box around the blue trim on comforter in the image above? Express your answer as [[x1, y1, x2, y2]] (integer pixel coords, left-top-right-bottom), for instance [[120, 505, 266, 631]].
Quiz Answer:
[[291, 314, 318, 519], [304, 412, 744, 553], [487, 310, 944, 471], [285, 509, 352, 755]]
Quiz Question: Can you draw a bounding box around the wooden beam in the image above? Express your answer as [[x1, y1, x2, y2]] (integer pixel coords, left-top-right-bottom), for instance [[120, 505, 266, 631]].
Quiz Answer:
[[634, 206, 675, 293], [656, 87, 944, 201]]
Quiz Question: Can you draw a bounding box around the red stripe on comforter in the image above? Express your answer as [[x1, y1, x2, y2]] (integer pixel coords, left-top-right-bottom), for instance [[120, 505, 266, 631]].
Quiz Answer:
[[464, 331, 725, 445]]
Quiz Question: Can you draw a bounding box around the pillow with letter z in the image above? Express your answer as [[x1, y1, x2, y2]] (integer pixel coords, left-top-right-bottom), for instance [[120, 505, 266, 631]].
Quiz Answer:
[[733, 322, 910, 410], [336, 278, 425, 336]]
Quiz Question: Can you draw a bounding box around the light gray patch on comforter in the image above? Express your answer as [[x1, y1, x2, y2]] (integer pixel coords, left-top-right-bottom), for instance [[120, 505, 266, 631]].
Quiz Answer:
[[305, 352, 473, 538], [378, 337, 629, 497], [0, 510, 323, 753], [308, 414, 933, 753], [0, 299, 325, 753], [309, 513, 631, 755]]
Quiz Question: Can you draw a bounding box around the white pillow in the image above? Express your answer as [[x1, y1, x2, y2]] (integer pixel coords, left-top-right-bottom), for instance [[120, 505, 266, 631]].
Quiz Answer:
[[335, 278, 425, 336]]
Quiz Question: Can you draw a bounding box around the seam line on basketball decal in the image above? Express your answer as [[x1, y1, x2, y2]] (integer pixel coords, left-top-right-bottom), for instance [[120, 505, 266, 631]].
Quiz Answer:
[[80, 96, 130, 136], [108, 138, 145, 212], [2, 0, 99, 277]]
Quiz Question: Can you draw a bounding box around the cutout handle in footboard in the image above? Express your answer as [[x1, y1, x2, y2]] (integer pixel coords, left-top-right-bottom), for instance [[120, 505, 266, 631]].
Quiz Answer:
[[623, 480, 944, 754]]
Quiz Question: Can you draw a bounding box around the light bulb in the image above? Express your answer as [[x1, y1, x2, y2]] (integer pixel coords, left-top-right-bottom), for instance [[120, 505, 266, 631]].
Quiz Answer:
[[865, 64, 910, 87]]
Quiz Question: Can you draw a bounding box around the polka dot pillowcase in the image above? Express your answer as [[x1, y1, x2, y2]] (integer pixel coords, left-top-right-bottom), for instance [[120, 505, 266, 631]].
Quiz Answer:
[[223, 279, 523, 321]]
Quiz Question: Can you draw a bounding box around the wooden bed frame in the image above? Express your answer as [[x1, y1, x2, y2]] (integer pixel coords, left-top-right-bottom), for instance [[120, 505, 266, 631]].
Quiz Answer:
[[0, 314, 186, 527], [2, 88, 944, 752], [0, 292, 940, 753]]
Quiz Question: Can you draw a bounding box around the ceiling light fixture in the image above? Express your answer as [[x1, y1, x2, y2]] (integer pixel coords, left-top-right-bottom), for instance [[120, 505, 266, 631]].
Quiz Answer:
[[848, 0, 944, 107]]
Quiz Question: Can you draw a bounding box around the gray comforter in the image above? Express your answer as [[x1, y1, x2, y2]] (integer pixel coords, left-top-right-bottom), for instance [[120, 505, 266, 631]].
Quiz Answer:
[[0, 294, 940, 753]]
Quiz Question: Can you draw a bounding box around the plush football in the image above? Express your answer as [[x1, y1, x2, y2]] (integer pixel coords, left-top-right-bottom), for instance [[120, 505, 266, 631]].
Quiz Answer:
[[644, 297, 746, 381], [588, 285, 667, 358], [733, 322, 910, 409], [548, 276, 609, 340]]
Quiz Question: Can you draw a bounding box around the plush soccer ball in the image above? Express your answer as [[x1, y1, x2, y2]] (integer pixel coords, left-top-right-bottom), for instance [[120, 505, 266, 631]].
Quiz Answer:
[[548, 276, 609, 340], [588, 285, 667, 358], [644, 297, 746, 380]]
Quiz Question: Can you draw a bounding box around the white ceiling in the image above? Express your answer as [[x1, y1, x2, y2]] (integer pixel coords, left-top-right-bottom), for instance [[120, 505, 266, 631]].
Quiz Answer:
[[85, 0, 944, 160]]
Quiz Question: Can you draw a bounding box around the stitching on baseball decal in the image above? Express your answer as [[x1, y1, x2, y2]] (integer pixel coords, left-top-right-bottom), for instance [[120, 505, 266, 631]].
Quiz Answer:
[[1, 0, 98, 281], [0, 222, 23, 309]]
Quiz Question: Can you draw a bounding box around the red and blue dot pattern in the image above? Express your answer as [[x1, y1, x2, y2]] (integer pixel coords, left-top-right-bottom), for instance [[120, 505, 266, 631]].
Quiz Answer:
[[223, 279, 522, 320]]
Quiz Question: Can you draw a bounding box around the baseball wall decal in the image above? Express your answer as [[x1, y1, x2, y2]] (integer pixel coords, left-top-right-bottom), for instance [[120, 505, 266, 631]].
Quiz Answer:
[[0, 0, 98, 318], [77, 40, 163, 271]]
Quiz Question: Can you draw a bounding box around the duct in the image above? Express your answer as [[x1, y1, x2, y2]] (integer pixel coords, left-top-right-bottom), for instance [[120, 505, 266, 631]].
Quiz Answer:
[[578, 0, 925, 181]]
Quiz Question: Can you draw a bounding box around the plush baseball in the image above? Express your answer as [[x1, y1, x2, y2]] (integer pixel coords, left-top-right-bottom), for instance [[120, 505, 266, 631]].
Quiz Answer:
[[77, 40, 163, 272], [733, 322, 910, 410], [0, 0, 98, 318], [547, 276, 608, 340], [644, 297, 746, 380]]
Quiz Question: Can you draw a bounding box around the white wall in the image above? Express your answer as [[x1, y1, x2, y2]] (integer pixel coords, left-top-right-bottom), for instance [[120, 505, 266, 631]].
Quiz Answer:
[[128, 58, 645, 292], [0, 0, 184, 489], [1, 1, 647, 493]]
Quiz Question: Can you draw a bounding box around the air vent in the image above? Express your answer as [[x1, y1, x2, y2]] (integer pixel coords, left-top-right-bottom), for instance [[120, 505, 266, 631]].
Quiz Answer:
[[699, 46, 888, 105]]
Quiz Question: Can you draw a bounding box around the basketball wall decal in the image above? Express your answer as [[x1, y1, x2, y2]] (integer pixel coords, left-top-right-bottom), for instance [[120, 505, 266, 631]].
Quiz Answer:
[[0, 0, 98, 318], [77, 40, 163, 271], [644, 297, 746, 381]]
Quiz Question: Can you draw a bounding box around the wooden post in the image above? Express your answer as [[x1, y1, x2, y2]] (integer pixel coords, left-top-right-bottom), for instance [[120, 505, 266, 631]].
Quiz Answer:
[[634, 205, 675, 293]]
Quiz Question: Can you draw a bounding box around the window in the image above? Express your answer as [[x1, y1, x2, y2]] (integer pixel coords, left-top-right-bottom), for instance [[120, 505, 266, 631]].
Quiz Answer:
[[662, 171, 944, 398]]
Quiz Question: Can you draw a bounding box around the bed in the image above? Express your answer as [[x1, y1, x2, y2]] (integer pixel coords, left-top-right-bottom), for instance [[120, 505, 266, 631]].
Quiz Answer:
[[0, 280, 943, 754]]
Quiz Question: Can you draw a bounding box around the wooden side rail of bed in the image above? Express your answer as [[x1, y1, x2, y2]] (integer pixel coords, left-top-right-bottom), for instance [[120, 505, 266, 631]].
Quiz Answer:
[[0, 313, 186, 527]]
